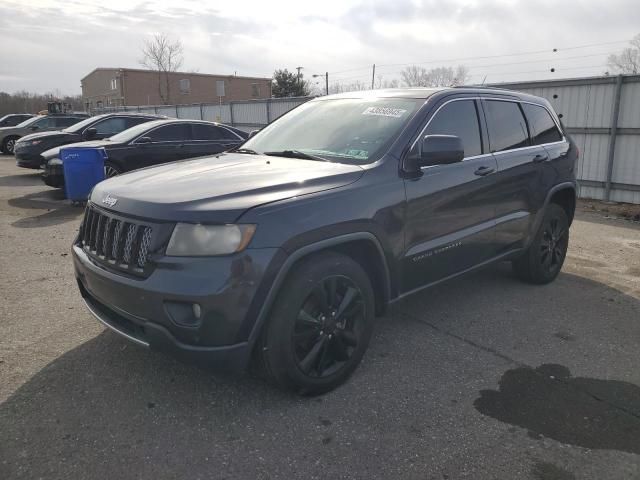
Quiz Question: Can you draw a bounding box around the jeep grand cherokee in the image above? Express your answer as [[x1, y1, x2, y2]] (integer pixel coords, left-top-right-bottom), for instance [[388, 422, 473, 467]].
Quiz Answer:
[[72, 88, 577, 394]]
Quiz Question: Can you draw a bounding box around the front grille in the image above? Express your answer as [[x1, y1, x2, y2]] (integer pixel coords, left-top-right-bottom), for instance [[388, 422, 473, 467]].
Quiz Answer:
[[79, 205, 155, 275]]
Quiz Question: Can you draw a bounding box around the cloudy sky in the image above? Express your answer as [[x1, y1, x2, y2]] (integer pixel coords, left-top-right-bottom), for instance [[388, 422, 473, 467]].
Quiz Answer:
[[1, 0, 639, 95]]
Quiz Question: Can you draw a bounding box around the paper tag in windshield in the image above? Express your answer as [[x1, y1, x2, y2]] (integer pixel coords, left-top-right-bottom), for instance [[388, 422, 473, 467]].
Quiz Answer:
[[362, 106, 407, 118]]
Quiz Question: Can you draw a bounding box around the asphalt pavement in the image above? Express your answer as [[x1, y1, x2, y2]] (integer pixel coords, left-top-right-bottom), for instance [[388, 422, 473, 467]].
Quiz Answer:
[[1, 156, 639, 479]]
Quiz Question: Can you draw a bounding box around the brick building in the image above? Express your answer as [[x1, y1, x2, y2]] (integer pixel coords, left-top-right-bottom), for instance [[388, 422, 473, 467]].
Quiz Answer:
[[81, 68, 272, 110]]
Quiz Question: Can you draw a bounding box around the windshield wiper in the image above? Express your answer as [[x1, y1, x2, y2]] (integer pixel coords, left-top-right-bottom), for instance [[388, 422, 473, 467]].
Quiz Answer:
[[263, 150, 330, 162], [231, 147, 260, 155]]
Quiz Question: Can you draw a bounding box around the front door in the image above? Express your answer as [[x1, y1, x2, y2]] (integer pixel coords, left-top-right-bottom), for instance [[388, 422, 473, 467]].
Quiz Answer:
[[402, 98, 500, 294]]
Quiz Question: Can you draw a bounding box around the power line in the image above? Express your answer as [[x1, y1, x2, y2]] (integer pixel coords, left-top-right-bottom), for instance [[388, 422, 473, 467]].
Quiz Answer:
[[327, 38, 630, 76]]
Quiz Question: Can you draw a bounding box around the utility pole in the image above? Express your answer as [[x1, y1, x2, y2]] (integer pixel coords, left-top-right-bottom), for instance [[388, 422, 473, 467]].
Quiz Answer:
[[296, 66, 304, 89], [371, 64, 376, 89], [325, 72, 329, 95]]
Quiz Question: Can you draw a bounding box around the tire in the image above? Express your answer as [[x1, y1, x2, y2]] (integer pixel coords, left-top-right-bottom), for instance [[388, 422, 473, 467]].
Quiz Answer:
[[104, 161, 122, 178], [3, 136, 18, 155], [513, 203, 569, 284], [258, 251, 375, 395]]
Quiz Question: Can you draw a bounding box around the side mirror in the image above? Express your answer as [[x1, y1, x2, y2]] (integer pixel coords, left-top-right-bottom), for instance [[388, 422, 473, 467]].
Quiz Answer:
[[136, 136, 152, 144], [84, 127, 97, 139], [248, 129, 259, 139], [419, 135, 464, 167], [30, 125, 39, 131]]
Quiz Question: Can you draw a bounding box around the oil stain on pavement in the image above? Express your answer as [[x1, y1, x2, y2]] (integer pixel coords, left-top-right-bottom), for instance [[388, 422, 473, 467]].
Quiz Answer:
[[474, 364, 640, 454]]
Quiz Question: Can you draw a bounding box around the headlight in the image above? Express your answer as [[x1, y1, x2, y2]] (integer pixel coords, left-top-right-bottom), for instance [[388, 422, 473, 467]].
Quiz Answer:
[[166, 223, 256, 256], [23, 139, 42, 146]]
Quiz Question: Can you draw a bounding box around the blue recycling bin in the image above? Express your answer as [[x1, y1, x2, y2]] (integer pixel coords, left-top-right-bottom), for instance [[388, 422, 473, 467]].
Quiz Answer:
[[61, 146, 107, 202]]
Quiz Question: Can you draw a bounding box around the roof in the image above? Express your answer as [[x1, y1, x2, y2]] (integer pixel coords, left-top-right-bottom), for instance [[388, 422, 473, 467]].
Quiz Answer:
[[81, 68, 271, 83], [319, 86, 547, 104]]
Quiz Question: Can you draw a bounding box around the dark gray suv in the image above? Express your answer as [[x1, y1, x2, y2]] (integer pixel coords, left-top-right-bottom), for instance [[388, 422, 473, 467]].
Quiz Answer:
[[72, 88, 577, 394]]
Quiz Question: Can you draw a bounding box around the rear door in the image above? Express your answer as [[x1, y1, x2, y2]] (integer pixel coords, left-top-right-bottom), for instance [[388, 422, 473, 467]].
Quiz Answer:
[[482, 98, 548, 252], [402, 97, 500, 293]]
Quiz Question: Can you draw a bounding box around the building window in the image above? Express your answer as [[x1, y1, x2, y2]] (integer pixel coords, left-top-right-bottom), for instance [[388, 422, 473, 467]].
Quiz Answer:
[[96, 101, 103, 109], [180, 78, 191, 94], [251, 83, 260, 97], [110, 78, 117, 90], [216, 80, 225, 98]]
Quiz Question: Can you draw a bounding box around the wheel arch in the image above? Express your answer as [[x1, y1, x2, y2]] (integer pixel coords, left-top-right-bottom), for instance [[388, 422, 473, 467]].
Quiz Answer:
[[548, 184, 576, 226], [247, 232, 392, 351]]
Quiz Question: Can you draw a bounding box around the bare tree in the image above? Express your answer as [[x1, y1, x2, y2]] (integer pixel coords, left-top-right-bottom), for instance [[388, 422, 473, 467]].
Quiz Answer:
[[329, 80, 369, 94], [140, 33, 184, 104], [400, 65, 469, 87], [607, 34, 640, 74], [375, 75, 400, 89]]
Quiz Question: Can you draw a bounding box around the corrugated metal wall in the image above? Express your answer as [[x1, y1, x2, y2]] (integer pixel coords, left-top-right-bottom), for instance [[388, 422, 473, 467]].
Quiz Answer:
[[495, 75, 640, 204], [96, 75, 640, 203]]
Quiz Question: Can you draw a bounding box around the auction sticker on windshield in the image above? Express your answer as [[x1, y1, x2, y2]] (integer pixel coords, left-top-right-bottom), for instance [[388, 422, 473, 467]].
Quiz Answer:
[[362, 107, 407, 118]]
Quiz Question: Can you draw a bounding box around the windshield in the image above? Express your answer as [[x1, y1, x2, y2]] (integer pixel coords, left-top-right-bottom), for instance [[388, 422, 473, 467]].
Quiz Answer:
[[242, 97, 422, 164], [63, 115, 105, 133], [15, 116, 42, 128], [108, 120, 166, 143]]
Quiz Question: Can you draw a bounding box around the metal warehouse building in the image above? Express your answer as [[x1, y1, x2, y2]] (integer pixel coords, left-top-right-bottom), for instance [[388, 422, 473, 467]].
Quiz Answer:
[[498, 74, 640, 204]]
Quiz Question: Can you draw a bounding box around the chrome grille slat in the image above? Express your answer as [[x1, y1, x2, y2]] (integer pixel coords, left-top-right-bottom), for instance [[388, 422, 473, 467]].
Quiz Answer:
[[78, 205, 155, 274], [111, 221, 123, 260], [122, 224, 138, 264], [137, 227, 152, 267]]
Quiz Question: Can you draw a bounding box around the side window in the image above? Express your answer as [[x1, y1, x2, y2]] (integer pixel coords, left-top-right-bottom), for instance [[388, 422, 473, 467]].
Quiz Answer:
[[93, 117, 127, 135], [33, 117, 54, 129], [55, 117, 81, 128], [424, 100, 482, 157], [144, 124, 191, 142], [125, 117, 152, 129], [484, 100, 529, 152], [521, 103, 563, 145], [192, 124, 223, 140]]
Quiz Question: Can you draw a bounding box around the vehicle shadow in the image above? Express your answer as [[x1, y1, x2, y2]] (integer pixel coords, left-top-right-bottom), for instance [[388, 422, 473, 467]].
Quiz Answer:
[[1, 267, 639, 479], [0, 172, 45, 187], [7, 189, 82, 228]]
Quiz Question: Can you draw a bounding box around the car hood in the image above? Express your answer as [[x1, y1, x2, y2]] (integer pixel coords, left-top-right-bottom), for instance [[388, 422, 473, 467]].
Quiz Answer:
[[91, 153, 365, 223], [43, 139, 114, 160], [18, 130, 75, 143]]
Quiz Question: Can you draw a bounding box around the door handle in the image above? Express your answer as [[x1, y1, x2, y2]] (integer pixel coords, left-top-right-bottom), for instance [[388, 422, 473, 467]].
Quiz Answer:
[[533, 153, 549, 163], [474, 165, 495, 176]]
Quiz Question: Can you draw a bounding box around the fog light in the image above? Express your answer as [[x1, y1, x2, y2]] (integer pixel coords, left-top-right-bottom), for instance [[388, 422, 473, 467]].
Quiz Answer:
[[164, 301, 202, 328]]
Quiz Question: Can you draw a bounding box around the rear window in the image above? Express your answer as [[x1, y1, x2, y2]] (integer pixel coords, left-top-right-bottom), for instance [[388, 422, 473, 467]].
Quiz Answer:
[[522, 103, 563, 145], [54, 117, 82, 128], [484, 100, 529, 152], [192, 124, 225, 140]]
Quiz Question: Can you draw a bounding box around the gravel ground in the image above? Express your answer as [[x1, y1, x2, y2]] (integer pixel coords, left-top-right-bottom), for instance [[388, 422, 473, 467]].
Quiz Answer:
[[1, 156, 639, 480]]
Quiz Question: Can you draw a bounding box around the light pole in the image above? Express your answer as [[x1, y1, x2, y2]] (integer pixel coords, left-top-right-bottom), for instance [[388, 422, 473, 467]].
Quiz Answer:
[[312, 72, 329, 96]]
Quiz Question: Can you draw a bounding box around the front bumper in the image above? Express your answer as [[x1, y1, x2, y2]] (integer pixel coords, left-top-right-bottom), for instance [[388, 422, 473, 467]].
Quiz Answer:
[[15, 148, 45, 168], [73, 244, 283, 371]]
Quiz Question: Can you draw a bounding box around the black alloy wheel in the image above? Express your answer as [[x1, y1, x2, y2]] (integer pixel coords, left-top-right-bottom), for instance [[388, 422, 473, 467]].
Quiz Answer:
[[258, 251, 375, 395], [540, 216, 568, 274], [513, 203, 569, 284], [292, 275, 364, 378]]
